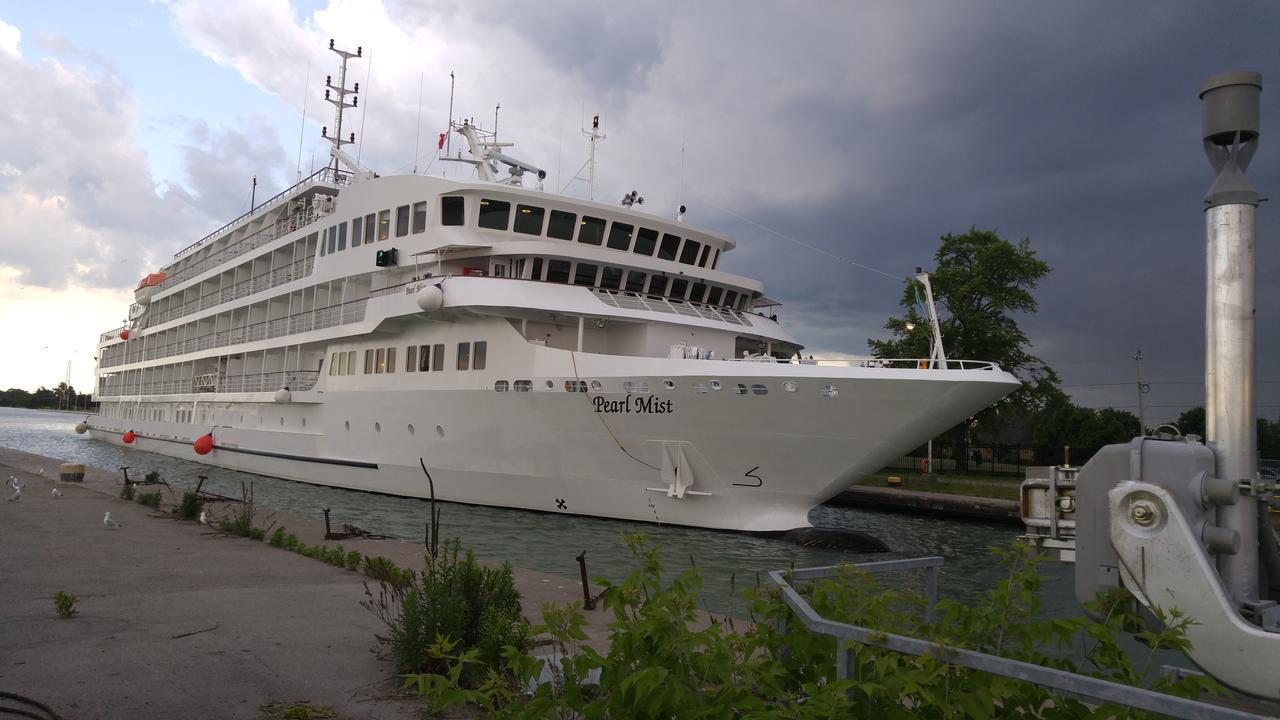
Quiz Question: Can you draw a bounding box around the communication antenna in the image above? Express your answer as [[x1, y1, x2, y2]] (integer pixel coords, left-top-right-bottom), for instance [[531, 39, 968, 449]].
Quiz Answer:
[[562, 113, 605, 199], [494, 102, 501, 145], [320, 39, 371, 180], [296, 61, 310, 183], [1133, 348, 1150, 434], [413, 72, 423, 174], [446, 71, 455, 160]]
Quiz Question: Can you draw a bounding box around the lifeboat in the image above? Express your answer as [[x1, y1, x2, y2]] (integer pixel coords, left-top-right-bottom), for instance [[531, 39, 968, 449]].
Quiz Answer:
[[134, 272, 167, 305]]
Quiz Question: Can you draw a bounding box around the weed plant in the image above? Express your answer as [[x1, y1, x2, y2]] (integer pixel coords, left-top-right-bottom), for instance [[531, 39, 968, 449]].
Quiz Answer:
[[179, 491, 203, 519], [136, 491, 162, 508], [53, 591, 77, 619], [118, 483, 134, 501]]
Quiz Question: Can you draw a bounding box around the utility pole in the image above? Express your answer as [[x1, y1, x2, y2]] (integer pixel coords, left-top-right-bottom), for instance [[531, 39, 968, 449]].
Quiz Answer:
[[1133, 349, 1150, 435]]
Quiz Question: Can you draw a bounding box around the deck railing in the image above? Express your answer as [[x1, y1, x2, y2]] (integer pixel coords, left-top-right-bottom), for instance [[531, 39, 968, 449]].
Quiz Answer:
[[142, 255, 315, 328], [727, 356, 1001, 371], [97, 370, 319, 398]]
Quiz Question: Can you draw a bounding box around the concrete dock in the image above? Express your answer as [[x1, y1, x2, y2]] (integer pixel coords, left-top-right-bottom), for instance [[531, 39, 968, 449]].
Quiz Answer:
[[0, 447, 614, 719], [829, 485, 1021, 524]]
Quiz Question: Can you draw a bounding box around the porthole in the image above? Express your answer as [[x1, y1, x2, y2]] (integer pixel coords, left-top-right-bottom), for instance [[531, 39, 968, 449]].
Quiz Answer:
[[693, 383, 708, 394], [710, 380, 722, 391], [735, 383, 748, 395], [752, 384, 768, 395], [345, 420, 350, 431], [495, 380, 510, 392], [408, 423, 415, 435], [783, 381, 797, 393], [545, 380, 554, 389], [822, 385, 839, 398], [590, 380, 602, 391], [436, 424, 445, 438], [375, 422, 382, 433], [663, 379, 676, 390]]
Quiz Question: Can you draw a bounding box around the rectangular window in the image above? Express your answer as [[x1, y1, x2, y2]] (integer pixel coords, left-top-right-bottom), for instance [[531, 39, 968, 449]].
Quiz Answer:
[[530, 257, 544, 281], [679, 239, 700, 265], [478, 199, 511, 230], [364, 348, 375, 374], [633, 228, 658, 256], [347, 351, 356, 373], [442, 196, 465, 226], [327, 226, 337, 254], [412, 201, 428, 233], [546, 259, 571, 283], [378, 209, 391, 241], [607, 222, 633, 250], [707, 286, 724, 305], [573, 262, 598, 286], [725, 290, 739, 309], [364, 213, 376, 244], [375, 348, 386, 374], [698, 244, 711, 267], [406, 345, 417, 372], [514, 205, 545, 235], [601, 266, 624, 290], [329, 352, 338, 376], [578, 216, 605, 245], [474, 341, 487, 370], [352, 217, 363, 247], [320, 235, 326, 256], [386, 346, 396, 373], [669, 278, 689, 301], [625, 270, 647, 293], [396, 205, 411, 237], [514, 380, 532, 392], [690, 282, 707, 303], [338, 222, 347, 251], [432, 344, 444, 371], [648, 275, 668, 296], [711, 248, 720, 269], [338, 351, 349, 375], [658, 234, 681, 260], [457, 341, 471, 370], [547, 210, 576, 240], [418, 344, 431, 371]]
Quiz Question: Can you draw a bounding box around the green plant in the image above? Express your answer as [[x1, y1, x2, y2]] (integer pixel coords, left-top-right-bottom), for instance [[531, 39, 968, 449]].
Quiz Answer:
[[179, 491, 203, 519], [53, 591, 78, 619], [119, 483, 134, 501], [345, 550, 362, 570], [136, 490, 162, 508], [144, 470, 161, 483], [283, 533, 300, 552], [269, 527, 288, 547], [249, 527, 266, 541]]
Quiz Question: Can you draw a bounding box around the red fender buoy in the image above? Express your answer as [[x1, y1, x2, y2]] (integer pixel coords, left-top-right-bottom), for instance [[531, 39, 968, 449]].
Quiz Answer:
[[122, 430, 136, 444], [193, 433, 214, 455], [120, 329, 130, 340]]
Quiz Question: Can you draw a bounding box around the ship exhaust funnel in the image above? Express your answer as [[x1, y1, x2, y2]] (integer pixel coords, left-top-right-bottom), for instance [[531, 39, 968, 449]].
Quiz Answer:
[[1201, 71, 1263, 604]]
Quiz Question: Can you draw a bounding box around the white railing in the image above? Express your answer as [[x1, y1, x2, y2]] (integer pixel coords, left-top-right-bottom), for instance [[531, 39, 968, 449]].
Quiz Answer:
[[726, 356, 1001, 371], [98, 370, 319, 398], [593, 288, 748, 326]]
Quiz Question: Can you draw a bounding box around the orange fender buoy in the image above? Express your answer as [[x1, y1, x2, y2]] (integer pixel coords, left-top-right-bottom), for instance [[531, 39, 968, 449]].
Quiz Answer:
[[122, 430, 136, 444], [193, 433, 214, 455], [120, 329, 130, 340]]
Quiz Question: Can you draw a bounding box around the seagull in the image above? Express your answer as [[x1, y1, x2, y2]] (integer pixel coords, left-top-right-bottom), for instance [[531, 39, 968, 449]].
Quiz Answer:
[[103, 512, 122, 529], [51, 488, 63, 498], [199, 510, 211, 525], [37, 467, 44, 476], [8, 476, 22, 502]]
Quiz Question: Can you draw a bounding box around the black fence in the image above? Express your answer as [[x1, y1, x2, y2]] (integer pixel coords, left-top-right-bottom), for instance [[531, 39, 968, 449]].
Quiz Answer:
[[882, 443, 1104, 477]]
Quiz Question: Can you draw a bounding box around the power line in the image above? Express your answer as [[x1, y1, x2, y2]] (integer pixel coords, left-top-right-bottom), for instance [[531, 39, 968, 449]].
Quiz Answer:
[[1065, 380, 1280, 388]]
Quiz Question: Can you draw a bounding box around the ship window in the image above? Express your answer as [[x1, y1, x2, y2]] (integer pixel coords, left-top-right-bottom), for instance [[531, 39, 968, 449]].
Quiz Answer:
[[386, 346, 396, 374], [329, 352, 338, 375], [352, 217, 363, 247], [669, 278, 689, 301], [707, 286, 723, 305], [679, 239, 700, 265], [546, 259, 571, 284], [478, 199, 511, 230], [494, 380, 509, 392], [698, 245, 710, 267], [412, 201, 428, 233], [633, 228, 658, 256], [456, 341, 470, 370], [689, 282, 707, 303], [433, 344, 444, 371], [396, 205, 411, 237], [441, 196, 465, 226], [378, 209, 391, 240], [514, 380, 532, 392], [724, 290, 739, 308], [338, 222, 347, 251], [573, 262, 598, 286], [547, 210, 576, 240], [375, 348, 386, 374], [735, 383, 748, 395], [514, 204, 545, 235], [607, 222, 633, 251], [752, 384, 768, 395], [417, 344, 431, 371], [530, 258, 544, 281], [657, 234, 681, 260], [647, 275, 668, 296], [565, 380, 588, 392], [338, 351, 348, 375], [693, 383, 709, 394], [474, 341, 487, 370], [364, 213, 376, 244], [623, 381, 650, 393], [319, 236, 326, 257], [327, 226, 337, 254], [624, 270, 646, 293], [601, 266, 624, 290], [822, 385, 839, 398], [406, 344, 417, 372], [578, 216, 605, 245], [711, 248, 720, 269], [347, 351, 356, 372], [364, 349, 375, 374]]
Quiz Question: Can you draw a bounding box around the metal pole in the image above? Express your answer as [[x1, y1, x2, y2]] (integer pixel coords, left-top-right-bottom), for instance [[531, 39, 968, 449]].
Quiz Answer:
[[1133, 348, 1147, 435]]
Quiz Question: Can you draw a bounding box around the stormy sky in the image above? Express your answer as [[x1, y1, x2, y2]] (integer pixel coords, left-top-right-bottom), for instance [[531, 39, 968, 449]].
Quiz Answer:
[[1, 1, 1278, 424]]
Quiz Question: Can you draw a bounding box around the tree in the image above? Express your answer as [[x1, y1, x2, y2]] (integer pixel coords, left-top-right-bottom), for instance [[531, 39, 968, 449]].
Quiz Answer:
[[870, 228, 1058, 444], [1175, 406, 1205, 438], [1031, 388, 1141, 454], [1175, 406, 1280, 460]]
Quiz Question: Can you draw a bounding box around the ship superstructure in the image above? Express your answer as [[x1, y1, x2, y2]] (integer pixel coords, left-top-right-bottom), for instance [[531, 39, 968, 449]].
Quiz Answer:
[[84, 44, 1019, 532]]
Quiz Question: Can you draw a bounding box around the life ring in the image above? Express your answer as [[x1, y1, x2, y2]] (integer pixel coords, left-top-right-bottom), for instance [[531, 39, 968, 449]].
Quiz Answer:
[[919, 457, 930, 473]]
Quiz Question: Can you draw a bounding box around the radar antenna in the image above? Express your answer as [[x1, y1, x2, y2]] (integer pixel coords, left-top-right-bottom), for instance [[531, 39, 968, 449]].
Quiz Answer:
[[562, 114, 605, 199], [320, 40, 373, 181]]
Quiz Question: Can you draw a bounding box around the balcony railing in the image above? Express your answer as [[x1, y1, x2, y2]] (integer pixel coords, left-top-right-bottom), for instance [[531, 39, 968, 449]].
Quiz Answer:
[[97, 370, 319, 398], [142, 255, 314, 328]]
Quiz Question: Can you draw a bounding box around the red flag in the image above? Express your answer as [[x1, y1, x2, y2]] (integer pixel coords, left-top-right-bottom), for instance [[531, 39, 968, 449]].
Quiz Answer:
[[438, 132, 447, 150]]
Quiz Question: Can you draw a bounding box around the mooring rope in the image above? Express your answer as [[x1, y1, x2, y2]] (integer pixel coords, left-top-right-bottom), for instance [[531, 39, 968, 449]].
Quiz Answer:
[[570, 351, 659, 471]]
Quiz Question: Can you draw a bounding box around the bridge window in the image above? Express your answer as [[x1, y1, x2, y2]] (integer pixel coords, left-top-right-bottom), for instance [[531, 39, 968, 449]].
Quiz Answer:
[[607, 222, 633, 251], [711, 248, 720, 269], [669, 278, 689, 301], [573, 262, 599, 286], [396, 205, 411, 237], [364, 213, 376, 243], [457, 342, 470, 370], [546, 259, 571, 284], [725, 290, 739, 309], [690, 282, 707, 303], [658, 234, 681, 260], [547, 210, 576, 240], [633, 228, 658, 256], [648, 275, 668, 296], [578, 216, 605, 245], [337, 222, 347, 250], [698, 245, 710, 267], [378, 209, 391, 240], [478, 199, 511, 230], [352, 217, 363, 247], [679, 239, 700, 265], [530, 257, 544, 281], [624, 270, 647, 293], [474, 341, 486, 370], [413, 201, 428, 233], [514, 204, 545, 235], [601, 266, 624, 290], [327, 226, 337, 254], [441, 196, 465, 226], [707, 286, 723, 305]]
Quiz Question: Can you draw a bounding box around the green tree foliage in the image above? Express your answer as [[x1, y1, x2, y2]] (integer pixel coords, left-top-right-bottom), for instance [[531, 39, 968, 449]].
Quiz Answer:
[[869, 228, 1058, 423], [0, 384, 92, 410], [1175, 406, 1280, 459], [1032, 389, 1142, 450]]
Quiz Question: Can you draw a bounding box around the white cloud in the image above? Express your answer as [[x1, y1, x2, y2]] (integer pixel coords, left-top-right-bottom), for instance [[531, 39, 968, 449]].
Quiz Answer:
[[0, 18, 20, 58]]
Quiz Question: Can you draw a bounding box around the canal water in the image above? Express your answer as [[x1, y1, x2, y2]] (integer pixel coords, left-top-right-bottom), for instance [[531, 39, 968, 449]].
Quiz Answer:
[[2, 407, 1068, 614]]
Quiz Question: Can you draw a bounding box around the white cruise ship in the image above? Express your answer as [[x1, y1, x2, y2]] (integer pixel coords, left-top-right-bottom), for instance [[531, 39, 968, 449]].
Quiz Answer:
[[82, 45, 1018, 533]]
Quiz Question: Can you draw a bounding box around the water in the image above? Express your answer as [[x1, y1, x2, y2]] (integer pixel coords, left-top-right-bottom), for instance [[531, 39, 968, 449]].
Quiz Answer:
[[1, 407, 1067, 614]]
